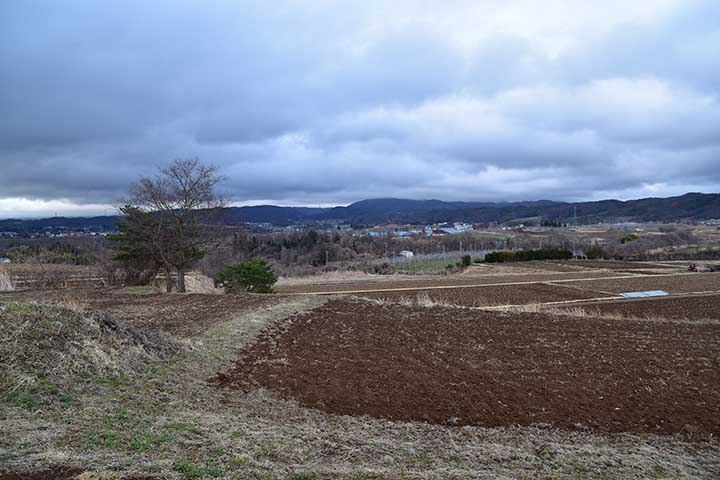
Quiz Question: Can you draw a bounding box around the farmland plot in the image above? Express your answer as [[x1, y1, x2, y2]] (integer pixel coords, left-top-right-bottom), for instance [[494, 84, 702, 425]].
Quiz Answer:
[[2, 289, 720, 478], [276, 270, 620, 294], [559, 293, 720, 321], [562, 272, 720, 295], [358, 282, 606, 307], [219, 299, 720, 435]]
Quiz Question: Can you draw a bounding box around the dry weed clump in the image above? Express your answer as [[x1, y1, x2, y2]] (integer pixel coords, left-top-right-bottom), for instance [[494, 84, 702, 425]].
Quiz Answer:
[[0, 269, 15, 292], [362, 291, 489, 309], [0, 301, 180, 394]]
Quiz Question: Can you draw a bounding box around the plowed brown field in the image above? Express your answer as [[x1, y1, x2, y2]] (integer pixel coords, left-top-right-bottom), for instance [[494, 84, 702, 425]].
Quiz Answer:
[[217, 299, 720, 435], [564, 272, 720, 295]]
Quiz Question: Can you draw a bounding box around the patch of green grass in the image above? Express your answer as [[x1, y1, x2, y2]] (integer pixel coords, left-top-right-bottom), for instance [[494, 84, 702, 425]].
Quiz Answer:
[[290, 474, 322, 480], [82, 430, 120, 450], [1, 302, 40, 316], [7, 390, 39, 410], [173, 461, 224, 479], [129, 433, 175, 452], [103, 409, 131, 427], [394, 257, 460, 273], [95, 376, 128, 388], [2, 379, 73, 410], [163, 421, 198, 433]]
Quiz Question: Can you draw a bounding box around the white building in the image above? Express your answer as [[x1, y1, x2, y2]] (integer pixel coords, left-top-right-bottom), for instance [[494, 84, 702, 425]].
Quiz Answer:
[[399, 250, 414, 258]]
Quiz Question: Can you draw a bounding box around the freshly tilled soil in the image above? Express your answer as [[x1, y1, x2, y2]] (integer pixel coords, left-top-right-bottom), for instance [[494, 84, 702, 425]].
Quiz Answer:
[[218, 299, 720, 435], [565, 272, 720, 295]]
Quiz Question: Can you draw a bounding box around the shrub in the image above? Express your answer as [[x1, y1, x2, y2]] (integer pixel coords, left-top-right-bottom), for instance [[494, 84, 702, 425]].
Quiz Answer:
[[484, 248, 573, 263], [621, 233, 639, 244], [215, 259, 278, 294], [460, 255, 472, 267], [585, 244, 607, 260]]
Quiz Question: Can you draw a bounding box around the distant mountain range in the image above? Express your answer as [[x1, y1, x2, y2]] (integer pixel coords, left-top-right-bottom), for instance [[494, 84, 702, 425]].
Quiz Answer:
[[1, 192, 718, 234]]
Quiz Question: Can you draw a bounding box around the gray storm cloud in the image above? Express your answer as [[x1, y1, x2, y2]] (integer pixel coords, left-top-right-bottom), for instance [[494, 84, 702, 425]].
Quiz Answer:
[[1, 0, 719, 216]]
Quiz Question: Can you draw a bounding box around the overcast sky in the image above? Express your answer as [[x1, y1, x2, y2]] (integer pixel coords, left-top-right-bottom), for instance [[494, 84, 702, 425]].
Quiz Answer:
[[1, 0, 719, 218]]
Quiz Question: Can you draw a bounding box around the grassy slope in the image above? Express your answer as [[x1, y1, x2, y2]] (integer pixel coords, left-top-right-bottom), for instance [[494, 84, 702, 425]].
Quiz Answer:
[[1, 295, 719, 479]]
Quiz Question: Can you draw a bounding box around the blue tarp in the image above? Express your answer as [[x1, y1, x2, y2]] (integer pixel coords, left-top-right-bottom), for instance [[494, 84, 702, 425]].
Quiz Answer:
[[620, 290, 669, 298]]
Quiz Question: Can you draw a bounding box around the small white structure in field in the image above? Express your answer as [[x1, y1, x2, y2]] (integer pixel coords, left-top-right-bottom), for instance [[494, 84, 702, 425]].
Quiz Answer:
[[0, 257, 11, 264], [399, 250, 414, 258]]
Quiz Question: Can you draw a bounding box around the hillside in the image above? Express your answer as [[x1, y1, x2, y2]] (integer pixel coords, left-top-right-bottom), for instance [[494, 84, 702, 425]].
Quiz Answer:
[[0, 193, 717, 233]]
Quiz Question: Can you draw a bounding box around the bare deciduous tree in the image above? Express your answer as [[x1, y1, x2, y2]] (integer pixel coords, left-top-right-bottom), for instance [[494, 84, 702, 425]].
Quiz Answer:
[[126, 158, 226, 293]]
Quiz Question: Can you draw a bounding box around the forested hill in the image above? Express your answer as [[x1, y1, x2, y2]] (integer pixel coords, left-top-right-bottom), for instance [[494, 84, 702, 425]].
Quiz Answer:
[[1, 192, 718, 233]]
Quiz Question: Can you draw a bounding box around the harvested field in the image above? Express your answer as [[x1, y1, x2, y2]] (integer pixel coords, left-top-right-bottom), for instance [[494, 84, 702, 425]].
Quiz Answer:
[[561, 293, 720, 321], [551, 260, 677, 270], [358, 282, 608, 307], [515, 261, 591, 272], [0, 288, 280, 337], [275, 270, 620, 294], [564, 272, 720, 295], [218, 299, 720, 435]]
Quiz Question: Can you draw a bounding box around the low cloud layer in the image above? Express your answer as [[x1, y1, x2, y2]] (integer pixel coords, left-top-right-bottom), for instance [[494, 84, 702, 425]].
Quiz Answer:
[[1, 0, 718, 217]]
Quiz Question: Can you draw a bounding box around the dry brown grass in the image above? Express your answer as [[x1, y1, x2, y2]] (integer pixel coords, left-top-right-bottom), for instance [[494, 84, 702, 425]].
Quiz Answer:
[[0, 301, 179, 394], [0, 269, 15, 292], [361, 291, 480, 309], [498, 302, 720, 325]]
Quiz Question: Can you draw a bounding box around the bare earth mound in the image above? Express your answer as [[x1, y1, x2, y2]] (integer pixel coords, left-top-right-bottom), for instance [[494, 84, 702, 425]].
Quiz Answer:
[[218, 299, 720, 435]]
